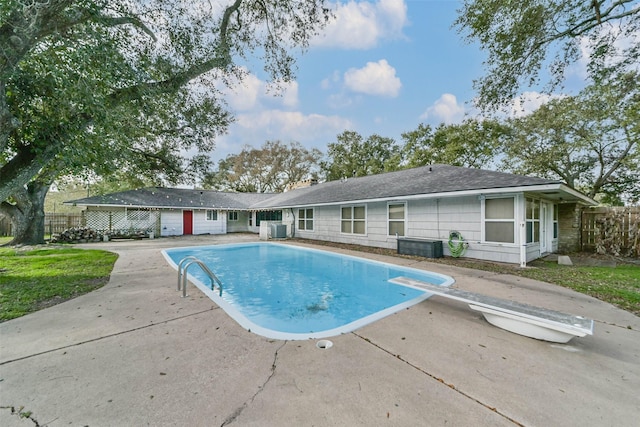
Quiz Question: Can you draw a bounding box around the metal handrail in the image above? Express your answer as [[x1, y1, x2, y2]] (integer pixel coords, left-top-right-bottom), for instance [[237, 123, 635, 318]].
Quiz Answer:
[[177, 256, 199, 291], [178, 257, 223, 298]]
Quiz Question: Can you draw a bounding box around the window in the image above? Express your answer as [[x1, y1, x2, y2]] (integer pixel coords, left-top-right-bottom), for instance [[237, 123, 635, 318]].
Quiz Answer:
[[341, 206, 366, 234], [526, 198, 540, 243], [256, 210, 282, 226], [228, 211, 238, 221], [127, 209, 150, 221], [206, 210, 218, 221], [553, 204, 559, 239], [298, 208, 314, 231], [484, 198, 515, 243], [388, 203, 405, 236]]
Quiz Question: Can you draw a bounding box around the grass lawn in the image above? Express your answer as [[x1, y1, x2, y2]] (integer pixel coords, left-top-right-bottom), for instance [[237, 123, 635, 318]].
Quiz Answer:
[[514, 259, 639, 316], [0, 247, 118, 321], [445, 257, 640, 317]]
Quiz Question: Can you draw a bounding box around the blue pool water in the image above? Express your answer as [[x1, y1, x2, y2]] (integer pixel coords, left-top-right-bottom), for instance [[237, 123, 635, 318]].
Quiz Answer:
[[162, 243, 454, 340]]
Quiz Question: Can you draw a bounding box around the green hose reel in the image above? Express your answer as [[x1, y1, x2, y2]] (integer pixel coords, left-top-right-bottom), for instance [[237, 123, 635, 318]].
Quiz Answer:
[[448, 231, 467, 258]]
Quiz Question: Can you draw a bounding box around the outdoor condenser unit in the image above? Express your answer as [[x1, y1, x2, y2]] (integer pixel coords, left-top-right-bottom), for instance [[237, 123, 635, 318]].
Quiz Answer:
[[270, 224, 287, 239]]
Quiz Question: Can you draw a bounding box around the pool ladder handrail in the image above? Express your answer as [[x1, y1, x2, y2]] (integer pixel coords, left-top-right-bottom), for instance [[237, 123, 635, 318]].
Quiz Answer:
[[177, 256, 198, 290], [177, 256, 223, 298]]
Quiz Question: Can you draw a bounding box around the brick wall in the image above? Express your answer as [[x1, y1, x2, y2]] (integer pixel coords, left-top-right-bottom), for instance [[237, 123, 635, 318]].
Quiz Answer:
[[558, 203, 581, 253]]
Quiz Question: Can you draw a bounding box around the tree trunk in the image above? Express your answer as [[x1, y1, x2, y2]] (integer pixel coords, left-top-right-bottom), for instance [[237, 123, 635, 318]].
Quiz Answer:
[[0, 182, 49, 245]]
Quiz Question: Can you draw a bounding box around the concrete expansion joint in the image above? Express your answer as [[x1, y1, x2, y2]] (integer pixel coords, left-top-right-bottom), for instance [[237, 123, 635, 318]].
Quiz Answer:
[[0, 308, 216, 366], [597, 319, 637, 331], [352, 333, 527, 427], [220, 341, 287, 426], [1, 405, 42, 426]]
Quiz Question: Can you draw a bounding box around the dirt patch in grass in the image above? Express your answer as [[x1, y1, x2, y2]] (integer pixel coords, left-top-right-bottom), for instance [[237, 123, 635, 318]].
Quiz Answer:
[[33, 277, 110, 311]]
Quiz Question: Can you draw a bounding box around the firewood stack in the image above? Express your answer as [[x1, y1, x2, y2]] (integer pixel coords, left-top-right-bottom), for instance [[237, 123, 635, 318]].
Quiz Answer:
[[51, 227, 102, 243]]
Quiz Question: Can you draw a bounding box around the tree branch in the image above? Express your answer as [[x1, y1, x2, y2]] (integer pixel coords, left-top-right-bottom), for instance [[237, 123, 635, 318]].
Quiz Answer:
[[0, 142, 61, 202], [541, 1, 639, 44], [107, 0, 244, 106], [86, 14, 157, 42]]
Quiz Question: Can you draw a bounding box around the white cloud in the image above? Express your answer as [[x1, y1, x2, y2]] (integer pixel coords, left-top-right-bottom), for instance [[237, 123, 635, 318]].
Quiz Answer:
[[327, 93, 355, 109], [224, 73, 262, 110], [314, 0, 408, 49], [507, 91, 562, 118], [420, 93, 466, 124], [236, 110, 351, 139], [566, 23, 639, 83], [209, 71, 350, 161], [566, 37, 592, 81], [221, 71, 299, 111], [213, 110, 352, 161], [343, 59, 401, 97], [273, 81, 299, 108], [321, 70, 342, 90]]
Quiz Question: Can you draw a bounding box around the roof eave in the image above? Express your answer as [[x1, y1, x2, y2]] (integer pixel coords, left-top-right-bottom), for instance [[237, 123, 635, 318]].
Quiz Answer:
[[251, 183, 596, 209], [63, 202, 250, 210]]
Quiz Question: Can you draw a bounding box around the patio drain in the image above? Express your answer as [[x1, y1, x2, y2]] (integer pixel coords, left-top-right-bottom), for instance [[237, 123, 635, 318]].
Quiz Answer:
[[316, 340, 333, 349]]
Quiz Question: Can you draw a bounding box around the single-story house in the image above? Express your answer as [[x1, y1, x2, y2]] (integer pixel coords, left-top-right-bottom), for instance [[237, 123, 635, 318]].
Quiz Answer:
[[66, 164, 596, 266]]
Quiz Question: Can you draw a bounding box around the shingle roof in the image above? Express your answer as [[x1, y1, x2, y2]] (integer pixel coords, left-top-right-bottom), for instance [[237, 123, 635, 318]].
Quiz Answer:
[[67, 165, 588, 210], [252, 164, 562, 208], [66, 187, 275, 209]]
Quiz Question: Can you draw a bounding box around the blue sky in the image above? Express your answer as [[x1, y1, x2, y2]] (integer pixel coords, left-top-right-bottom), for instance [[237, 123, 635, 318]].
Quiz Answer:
[[212, 0, 586, 163]]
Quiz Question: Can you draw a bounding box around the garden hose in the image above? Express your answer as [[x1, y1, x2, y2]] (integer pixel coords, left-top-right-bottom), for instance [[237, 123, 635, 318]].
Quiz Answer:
[[448, 231, 467, 258]]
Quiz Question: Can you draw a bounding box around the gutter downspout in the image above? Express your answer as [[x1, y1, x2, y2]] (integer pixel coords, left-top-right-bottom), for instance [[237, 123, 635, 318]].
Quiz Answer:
[[290, 208, 296, 238]]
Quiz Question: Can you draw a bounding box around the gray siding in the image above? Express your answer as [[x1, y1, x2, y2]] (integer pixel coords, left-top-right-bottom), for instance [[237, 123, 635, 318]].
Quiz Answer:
[[161, 211, 182, 236], [192, 209, 225, 235], [291, 195, 532, 264], [226, 211, 252, 233], [407, 197, 481, 242]]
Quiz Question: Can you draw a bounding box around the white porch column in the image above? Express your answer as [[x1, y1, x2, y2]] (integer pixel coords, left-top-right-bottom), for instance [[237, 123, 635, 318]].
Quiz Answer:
[[519, 221, 527, 267]]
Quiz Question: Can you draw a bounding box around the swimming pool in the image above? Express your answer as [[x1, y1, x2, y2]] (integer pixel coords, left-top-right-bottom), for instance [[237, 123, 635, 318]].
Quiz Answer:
[[162, 243, 455, 340]]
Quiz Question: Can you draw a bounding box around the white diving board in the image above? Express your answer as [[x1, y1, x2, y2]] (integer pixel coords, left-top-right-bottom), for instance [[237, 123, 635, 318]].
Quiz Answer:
[[390, 277, 594, 343]]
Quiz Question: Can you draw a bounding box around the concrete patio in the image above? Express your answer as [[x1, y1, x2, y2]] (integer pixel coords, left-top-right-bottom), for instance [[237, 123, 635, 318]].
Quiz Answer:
[[1, 234, 638, 426]]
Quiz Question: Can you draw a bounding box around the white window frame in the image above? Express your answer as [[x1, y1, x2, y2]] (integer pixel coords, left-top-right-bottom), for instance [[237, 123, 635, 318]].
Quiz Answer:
[[298, 208, 314, 231], [256, 210, 283, 226], [526, 197, 540, 244], [387, 202, 406, 237], [482, 197, 516, 244], [228, 211, 239, 222], [206, 210, 218, 221], [340, 205, 367, 235]]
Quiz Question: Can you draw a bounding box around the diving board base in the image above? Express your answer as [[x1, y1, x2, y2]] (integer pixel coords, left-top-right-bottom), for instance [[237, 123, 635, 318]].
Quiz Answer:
[[468, 305, 582, 343], [389, 276, 594, 343]]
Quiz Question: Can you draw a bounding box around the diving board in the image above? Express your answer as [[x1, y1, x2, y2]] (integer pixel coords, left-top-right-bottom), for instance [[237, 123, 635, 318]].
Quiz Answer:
[[390, 277, 594, 343]]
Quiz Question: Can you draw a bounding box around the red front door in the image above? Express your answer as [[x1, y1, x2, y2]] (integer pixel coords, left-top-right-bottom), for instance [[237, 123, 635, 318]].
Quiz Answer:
[[183, 210, 193, 235]]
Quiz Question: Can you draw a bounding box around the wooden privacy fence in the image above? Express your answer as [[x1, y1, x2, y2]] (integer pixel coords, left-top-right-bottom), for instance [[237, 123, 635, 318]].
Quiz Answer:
[[45, 213, 84, 236], [582, 207, 639, 258]]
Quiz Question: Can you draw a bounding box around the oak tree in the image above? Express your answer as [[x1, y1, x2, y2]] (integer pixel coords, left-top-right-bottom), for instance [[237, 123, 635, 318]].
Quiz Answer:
[[401, 119, 507, 169], [0, 0, 331, 244], [503, 73, 639, 204], [320, 131, 402, 181], [455, 0, 640, 109], [203, 141, 322, 193]]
